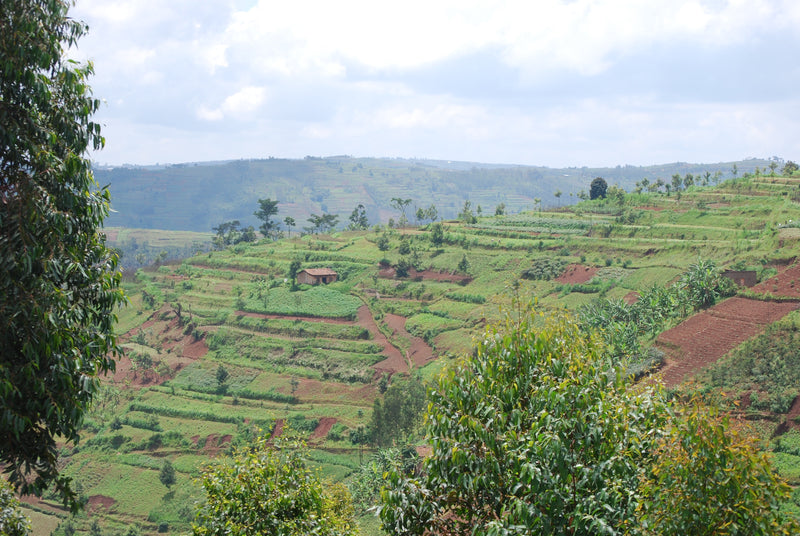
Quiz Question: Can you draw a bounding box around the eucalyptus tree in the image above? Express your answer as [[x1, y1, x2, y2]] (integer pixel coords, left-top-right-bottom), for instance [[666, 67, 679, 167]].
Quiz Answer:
[[1, 0, 125, 511]]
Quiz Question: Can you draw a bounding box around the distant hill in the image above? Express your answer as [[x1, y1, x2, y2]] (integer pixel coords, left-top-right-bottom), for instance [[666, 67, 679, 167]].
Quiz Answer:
[[98, 156, 774, 233]]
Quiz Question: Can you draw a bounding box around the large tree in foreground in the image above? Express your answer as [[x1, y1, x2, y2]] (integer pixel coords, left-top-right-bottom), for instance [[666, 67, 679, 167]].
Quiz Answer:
[[381, 309, 667, 535], [380, 307, 797, 535], [0, 0, 125, 511]]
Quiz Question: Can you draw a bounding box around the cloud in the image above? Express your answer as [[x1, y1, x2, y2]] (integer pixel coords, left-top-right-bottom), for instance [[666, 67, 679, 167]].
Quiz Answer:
[[198, 86, 268, 121], [70, 0, 800, 167]]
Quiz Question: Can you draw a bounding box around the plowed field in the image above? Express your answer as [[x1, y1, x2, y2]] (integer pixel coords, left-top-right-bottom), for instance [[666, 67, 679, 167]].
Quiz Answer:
[[657, 296, 800, 388]]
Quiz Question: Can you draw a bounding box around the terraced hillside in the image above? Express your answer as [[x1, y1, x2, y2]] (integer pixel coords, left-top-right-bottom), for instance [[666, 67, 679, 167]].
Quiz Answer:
[[23, 174, 800, 535]]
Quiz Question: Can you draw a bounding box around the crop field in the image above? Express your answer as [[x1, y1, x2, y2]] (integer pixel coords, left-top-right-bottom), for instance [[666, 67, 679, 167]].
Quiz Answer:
[[24, 176, 800, 535]]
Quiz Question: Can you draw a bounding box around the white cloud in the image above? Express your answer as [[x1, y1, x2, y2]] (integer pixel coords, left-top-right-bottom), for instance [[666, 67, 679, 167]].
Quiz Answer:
[[197, 86, 268, 121]]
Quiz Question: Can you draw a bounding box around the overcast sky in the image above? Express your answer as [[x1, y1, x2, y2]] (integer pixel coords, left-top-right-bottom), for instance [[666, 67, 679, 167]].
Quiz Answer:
[[70, 0, 800, 168]]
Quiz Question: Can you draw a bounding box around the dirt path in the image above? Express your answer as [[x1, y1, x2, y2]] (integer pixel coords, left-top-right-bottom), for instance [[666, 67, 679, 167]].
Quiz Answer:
[[656, 296, 800, 388], [384, 314, 434, 369], [359, 306, 408, 375]]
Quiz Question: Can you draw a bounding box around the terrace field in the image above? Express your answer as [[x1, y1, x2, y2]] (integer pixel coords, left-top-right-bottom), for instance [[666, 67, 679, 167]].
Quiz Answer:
[[26, 174, 800, 535]]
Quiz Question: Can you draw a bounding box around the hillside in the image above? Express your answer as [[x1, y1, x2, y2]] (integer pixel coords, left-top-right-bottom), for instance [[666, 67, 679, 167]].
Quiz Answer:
[[24, 173, 800, 535], [97, 156, 774, 232]]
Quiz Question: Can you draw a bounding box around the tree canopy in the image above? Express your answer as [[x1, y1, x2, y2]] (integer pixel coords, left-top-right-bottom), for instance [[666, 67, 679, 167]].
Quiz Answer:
[[193, 433, 356, 536], [590, 176, 608, 200], [1, 0, 125, 511], [380, 307, 796, 535], [254, 198, 279, 238]]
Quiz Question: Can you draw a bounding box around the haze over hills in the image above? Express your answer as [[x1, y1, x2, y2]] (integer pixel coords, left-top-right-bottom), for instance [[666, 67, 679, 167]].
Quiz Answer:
[[98, 156, 776, 233]]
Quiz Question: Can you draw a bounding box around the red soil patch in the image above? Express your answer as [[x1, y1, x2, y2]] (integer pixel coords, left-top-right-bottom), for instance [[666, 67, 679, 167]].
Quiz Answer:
[[382, 313, 434, 370], [656, 297, 800, 388], [748, 263, 800, 299], [555, 264, 598, 285], [623, 291, 640, 305], [361, 307, 408, 375], [270, 419, 285, 440], [310, 417, 337, 441], [104, 229, 119, 241], [115, 306, 209, 386], [202, 433, 232, 456], [87, 495, 116, 512]]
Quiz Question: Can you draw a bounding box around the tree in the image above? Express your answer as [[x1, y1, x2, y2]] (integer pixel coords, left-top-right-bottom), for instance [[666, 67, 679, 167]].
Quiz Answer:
[[193, 433, 356, 536], [381, 307, 794, 535], [380, 309, 666, 535], [287, 258, 302, 289], [494, 202, 506, 216], [390, 198, 412, 229], [458, 200, 476, 223], [589, 177, 608, 200], [369, 375, 426, 447], [376, 233, 390, 251], [283, 216, 296, 237], [159, 460, 176, 490], [347, 203, 368, 230], [216, 364, 229, 386], [0, 479, 30, 536], [306, 213, 339, 234], [254, 198, 279, 238], [637, 400, 797, 535], [457, 254, 469, 274], [429, 223, 444, 247], [1, 0, 126, 511], [783, 161, 799, 176]]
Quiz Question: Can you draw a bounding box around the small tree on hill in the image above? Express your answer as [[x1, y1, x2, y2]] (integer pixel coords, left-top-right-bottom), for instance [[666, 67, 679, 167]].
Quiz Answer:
[[254, 198, 279, 239], [159, 460, 176, 490], [589, 177, 608, 200]]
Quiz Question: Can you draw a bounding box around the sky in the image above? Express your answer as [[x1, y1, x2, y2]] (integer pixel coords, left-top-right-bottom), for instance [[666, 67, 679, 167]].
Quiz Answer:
[[69, 0, 800, 168]]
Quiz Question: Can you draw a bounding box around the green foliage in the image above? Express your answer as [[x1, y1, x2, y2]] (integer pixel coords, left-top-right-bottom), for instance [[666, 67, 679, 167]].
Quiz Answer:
[[193, 433, 357, 536], [159, 460, 176, 489], [520, 258, 567, 280], [637, 400, 798, 535], [254, 198, 279, 238], [590, 176, 608, 199], [703, 314, 800, 413], [242, 286, 361, 319], [0, 479, 30, 536], [349, 447, 418, 515], [0, 0, 126, 510], [381, 309, 666, 535], [444, 292, 486, 304], [678, 258, 736, 309], [369, 375, 426, 447]]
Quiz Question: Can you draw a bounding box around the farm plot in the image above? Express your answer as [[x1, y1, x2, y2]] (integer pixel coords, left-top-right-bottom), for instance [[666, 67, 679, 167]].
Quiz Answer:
[[656, 297, 800, 388]]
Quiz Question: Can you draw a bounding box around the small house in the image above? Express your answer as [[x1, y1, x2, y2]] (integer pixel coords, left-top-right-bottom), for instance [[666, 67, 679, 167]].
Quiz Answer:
[[722, 270, 758, 288], [297, 268, 338, 285]]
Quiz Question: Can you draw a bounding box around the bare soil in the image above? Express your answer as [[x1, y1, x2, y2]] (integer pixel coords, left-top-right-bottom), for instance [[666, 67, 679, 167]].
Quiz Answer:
[[748, 263, 800, 299], [115, 306, 209, 387], [656, 296, 800, 388], [87, 495, 116, 513], [310, 417, 337, 441], [555, 264, 599, 285]]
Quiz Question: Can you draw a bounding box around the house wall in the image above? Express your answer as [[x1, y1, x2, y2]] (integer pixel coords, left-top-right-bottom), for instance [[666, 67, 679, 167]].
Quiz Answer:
[[722, 270, 758, 287]]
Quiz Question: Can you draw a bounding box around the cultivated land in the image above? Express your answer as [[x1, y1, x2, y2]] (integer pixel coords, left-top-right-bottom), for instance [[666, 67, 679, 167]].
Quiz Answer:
[[23, 174, 800, 535]]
